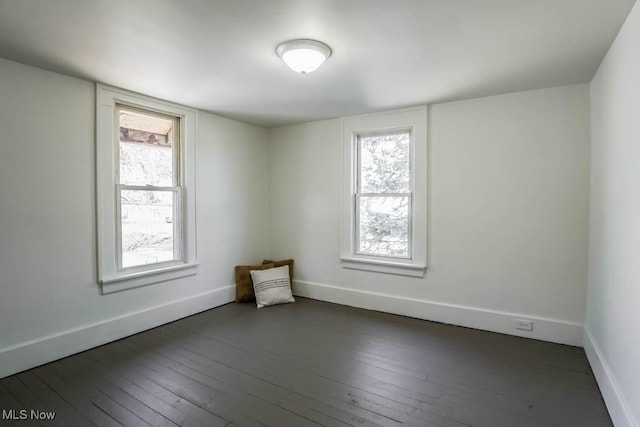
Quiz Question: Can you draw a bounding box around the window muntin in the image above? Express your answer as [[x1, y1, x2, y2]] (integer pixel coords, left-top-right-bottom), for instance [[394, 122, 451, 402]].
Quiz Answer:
[[116, 105, 183, 271], [355, 130, 412, 258]]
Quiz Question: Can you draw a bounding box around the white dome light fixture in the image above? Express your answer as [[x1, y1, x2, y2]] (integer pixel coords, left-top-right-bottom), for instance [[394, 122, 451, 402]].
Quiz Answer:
[[276, 39, 332, 74]]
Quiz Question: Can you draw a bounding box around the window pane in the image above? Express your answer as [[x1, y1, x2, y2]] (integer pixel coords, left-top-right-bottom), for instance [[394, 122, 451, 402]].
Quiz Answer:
[[119, 108, 176, 186], [358, 196, 409, 257], [121, 190, 175, 268], [359, 132, 410, 193]]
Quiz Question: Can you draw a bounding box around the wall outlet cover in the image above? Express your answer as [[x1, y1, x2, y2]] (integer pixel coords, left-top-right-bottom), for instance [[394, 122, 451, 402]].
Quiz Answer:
[[515, 319, 534, 331]]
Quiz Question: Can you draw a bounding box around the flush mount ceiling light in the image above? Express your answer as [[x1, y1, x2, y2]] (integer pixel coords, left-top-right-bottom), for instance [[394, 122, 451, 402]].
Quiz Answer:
[[276, 39, 332, 74]]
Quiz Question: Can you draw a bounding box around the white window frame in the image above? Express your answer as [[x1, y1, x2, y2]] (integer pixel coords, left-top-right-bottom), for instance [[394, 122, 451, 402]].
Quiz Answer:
[[341, 107, 428, 277], [96, 84, 198, 293]]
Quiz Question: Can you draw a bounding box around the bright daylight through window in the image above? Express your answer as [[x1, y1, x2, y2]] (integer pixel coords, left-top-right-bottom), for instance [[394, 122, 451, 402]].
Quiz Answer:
[[117, 107, 181, 268], [356, 131, 411, 258]]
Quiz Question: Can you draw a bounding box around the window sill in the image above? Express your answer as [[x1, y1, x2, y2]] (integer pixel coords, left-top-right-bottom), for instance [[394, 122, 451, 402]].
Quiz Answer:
[[340, 256, 426, 277], [100, 263, 199, 294]]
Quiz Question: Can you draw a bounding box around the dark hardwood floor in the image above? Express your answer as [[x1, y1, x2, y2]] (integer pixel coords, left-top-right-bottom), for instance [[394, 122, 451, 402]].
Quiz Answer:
[[0, 298, 611, 427]]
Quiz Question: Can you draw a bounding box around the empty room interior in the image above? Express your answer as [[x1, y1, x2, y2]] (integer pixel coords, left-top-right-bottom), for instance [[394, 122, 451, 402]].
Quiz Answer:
[[1, 0, 639, 426]]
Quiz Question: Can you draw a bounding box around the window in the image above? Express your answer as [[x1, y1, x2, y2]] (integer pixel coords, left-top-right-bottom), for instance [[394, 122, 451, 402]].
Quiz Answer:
[[356, 130, 412, 258], [341, 107, 427, 277], [97, 85, 198, 293]]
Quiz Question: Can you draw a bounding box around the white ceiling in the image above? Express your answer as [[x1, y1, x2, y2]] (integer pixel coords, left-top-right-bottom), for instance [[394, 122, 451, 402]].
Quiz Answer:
[[0, 0, 635, 127]]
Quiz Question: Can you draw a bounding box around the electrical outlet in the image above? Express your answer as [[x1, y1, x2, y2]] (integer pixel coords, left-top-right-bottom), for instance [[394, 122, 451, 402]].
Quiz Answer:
[[515, 319, 533, 331]]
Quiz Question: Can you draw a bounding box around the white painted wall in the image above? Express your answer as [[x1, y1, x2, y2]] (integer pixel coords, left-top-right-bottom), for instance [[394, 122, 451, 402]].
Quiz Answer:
[[0, 57, 269, 378], [0, 52, 604, 389], [267, 85, 591, 346], [586, 2, 640, 426]]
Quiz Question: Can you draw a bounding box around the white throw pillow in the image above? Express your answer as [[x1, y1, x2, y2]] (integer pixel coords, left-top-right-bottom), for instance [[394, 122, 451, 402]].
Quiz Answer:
[[250, 265, 295, 308]]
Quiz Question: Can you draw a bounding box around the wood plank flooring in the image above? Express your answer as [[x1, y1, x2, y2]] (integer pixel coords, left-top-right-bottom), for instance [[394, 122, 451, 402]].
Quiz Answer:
[[0, 298, 611, 427]]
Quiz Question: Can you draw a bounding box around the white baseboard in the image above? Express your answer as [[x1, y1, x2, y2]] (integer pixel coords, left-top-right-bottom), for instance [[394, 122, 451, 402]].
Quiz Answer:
[[584, 327, 638, 427], [293, 280, 583, 346], [0, 285, 235, 379]]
